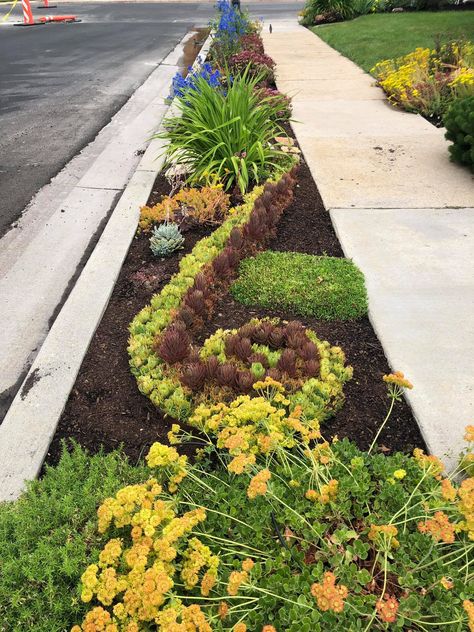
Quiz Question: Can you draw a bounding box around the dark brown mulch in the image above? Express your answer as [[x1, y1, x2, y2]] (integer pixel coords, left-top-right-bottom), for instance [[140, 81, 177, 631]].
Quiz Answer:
[[46, 155, 425, 468]]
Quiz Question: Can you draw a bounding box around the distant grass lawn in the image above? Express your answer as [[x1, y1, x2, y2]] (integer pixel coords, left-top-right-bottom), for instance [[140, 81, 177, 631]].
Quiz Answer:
[[312, 12, 474, 72]]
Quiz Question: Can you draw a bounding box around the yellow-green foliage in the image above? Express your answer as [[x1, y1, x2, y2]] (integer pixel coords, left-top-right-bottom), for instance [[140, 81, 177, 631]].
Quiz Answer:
[[128, 186, 265, 420], [195, 318, 352, 420], [139, 186, 231, 232], [371, 41, 474, 117], [186, 377, 323, 472]]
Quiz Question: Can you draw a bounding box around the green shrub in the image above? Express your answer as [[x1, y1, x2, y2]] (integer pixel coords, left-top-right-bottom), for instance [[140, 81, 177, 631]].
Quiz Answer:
[[156, 70, 294, 194], [300, 0, 363, 25], [444, 95, 474, 171], [0, 444, 148, 632], [231, 250, 368, 320]]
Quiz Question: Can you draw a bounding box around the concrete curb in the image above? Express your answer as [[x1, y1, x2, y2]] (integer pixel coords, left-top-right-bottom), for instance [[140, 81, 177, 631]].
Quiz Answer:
[[0, 32, 213, 502]]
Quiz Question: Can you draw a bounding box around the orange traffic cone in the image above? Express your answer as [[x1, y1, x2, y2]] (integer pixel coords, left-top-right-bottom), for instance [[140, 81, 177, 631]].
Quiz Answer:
[[38, 14, 78, 22], [15, 0, 78, 25], [37, 0, 58, 10], [20, 0, 36, 25]]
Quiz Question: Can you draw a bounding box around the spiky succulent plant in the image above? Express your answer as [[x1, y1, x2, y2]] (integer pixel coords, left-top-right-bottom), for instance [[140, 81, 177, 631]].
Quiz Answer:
[[149, 222, 184, 258]]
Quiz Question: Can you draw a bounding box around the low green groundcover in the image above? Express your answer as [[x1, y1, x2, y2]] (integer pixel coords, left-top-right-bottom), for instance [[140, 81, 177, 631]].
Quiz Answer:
[[231, 251, 368, 320], [0, 444, 148, 632]]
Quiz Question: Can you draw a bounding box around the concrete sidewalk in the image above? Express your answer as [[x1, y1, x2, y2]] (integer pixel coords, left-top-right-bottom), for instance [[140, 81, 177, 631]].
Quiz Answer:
[[263, 20, 474, 469]]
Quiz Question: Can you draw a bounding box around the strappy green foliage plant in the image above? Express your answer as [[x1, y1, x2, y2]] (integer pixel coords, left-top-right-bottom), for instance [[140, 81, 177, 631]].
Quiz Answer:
[[156, 70, 294, 194]]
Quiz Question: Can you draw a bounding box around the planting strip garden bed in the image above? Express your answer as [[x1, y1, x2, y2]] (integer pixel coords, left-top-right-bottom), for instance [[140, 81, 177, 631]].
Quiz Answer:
[[45, 151, 424, 470], [2, 9, 474, 631], [0, 30, 213, 502]]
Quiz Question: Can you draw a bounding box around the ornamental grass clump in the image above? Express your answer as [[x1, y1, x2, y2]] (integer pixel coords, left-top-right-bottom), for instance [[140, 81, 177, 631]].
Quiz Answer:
[[71, 375, 474, 631], [156, 70, 294, 194], [300, 0, 360, 26]]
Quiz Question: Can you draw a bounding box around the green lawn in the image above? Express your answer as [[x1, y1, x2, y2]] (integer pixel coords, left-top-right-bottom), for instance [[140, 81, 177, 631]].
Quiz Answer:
[[312, 12, 474, 72]]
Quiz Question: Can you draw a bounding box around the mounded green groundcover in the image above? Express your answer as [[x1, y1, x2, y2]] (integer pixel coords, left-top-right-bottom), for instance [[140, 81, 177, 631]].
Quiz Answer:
[[230, 251, 368, 320], [0, 445, 148, 632]]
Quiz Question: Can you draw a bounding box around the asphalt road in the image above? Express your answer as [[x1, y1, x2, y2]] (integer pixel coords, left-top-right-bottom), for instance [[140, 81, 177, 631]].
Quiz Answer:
[[0, 2, 302, 238]]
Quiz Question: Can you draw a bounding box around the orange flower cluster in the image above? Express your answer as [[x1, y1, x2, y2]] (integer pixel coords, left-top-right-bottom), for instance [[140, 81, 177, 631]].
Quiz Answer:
[[413, 448, 444, 480], [228, 453, 256, 475], [305, 480, 338, 504], [247, 469, 271, 499], [376, 594, 399, 623], [440, 577, 454, 590], [71, 606, 119, 632], [464, 600, 474, 632], [311, 572, 348, 613], [262, 626, 277, 632], [368, 524, 399, 550], [233, 624, 247, 632], [418, 511, 456, 543], [227, 559, 254, 596], [306, 441, 332, 465], [218, 602, 229, 620], [383, 371, 413, 390], [458, 478, 474, 540]]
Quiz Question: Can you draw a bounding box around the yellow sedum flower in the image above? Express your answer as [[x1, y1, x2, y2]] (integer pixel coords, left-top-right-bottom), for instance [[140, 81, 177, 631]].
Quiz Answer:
[[74, 478, 213, 631]]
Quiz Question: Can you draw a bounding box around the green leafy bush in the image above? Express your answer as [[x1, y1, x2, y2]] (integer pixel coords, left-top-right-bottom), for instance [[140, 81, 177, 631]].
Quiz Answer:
[[0, 444, 148, 632], [149, 222, 185, 258], [156, 70, 294, 194], [300, 0, 360, 26], [231, 250, 368, 320], [444, 95, 474, 171]]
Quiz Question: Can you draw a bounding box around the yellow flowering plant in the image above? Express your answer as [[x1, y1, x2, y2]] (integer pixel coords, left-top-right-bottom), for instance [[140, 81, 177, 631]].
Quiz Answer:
[[371, 41, 474, 119], [73, 476, 218, 632], [73, 414, 474, 631]]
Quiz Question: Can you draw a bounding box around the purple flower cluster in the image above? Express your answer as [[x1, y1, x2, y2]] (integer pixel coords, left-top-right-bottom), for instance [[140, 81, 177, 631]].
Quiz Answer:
[[214, 0, 249, 55], [168, 63, 222, 100]]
